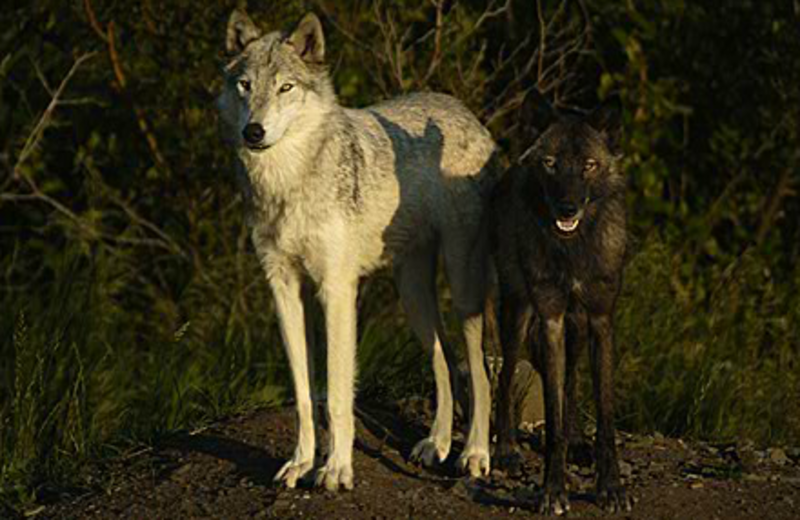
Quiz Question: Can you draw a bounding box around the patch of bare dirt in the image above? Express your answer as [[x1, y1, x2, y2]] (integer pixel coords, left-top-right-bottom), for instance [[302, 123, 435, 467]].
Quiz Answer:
[[39, 401, 800, 519]]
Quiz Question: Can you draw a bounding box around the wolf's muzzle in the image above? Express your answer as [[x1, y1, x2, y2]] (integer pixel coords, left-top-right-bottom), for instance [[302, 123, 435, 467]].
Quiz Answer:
[[243, 123, 266, 147], [556, 201, 580, 219]]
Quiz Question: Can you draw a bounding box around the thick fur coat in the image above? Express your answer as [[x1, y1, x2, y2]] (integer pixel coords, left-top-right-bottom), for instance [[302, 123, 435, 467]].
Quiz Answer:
[[217, 10, 498, 491]]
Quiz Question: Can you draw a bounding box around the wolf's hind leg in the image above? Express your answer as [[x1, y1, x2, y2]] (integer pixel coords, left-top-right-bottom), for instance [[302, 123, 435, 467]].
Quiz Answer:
[[495, 292, 534, 474], [444, 227, 492, 478], [394, 245, 456, 467]]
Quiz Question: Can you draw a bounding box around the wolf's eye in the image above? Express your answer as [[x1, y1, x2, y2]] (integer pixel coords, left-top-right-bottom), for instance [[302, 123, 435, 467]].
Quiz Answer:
[[278, 83, 294, 94], [584, 159, 598, 173], [237, 79, 251, 94], [542, 156, 556, 169]]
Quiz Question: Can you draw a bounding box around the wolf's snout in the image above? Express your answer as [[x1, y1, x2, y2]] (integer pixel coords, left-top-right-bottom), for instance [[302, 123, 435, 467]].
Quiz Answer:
[[556, 201, 580, 218], [243, 123, 266, 145]]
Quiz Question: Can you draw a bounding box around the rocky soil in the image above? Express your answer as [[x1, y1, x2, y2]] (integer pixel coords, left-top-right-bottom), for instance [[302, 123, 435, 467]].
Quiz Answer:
[[36, 400, 800, 519]]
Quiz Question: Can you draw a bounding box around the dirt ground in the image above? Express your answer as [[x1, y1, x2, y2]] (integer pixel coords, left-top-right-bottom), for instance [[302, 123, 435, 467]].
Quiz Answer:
[[39, 400, 800, 519]]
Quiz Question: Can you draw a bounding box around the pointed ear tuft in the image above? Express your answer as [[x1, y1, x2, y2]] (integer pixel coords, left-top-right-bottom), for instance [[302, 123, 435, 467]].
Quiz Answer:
[[288, 13, 325, 64], [519, 89, 558, 136], [587, 97, 622, 150], [226, 9, 261, 55]]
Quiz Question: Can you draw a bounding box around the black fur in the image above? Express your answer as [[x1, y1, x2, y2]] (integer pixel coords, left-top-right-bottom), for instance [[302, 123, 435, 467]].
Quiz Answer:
[[492, 92, 631, 514]]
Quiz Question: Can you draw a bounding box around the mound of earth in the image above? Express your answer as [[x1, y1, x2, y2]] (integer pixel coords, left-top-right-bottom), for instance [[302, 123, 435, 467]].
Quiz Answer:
[[38, 401, 800, 519]]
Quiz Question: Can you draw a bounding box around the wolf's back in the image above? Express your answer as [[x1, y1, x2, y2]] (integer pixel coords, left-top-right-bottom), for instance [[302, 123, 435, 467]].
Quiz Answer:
[[360, 93, 499, 194]]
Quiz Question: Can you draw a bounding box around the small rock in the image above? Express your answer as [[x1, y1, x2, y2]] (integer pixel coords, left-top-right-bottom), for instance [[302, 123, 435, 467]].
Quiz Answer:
[[768, 447, 790, 465], [690, 481, 704, 489], [515, 485, 538, 504], [786, 447, 800, 463], [630, 436, 655, 449], [619, 460, 633, 479], [450, 479, 478, 501]]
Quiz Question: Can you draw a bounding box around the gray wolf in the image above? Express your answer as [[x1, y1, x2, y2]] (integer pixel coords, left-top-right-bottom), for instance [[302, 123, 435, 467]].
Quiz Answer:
[[491, 90, 632, 514], [217, 9, 498, 491]]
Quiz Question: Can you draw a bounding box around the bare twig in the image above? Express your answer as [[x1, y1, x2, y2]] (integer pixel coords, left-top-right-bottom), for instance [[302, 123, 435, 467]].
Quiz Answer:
[[421, 0, 445, 85], [81, 160, 187, 258], [83, 0, 109, 43], [455, 0, 511, 47], [106, 21, 169, 173], [83, 0, 169, 174], [536, 0, 546, 82], [756, 167, 796, 245], [13, 52, 97, 181]]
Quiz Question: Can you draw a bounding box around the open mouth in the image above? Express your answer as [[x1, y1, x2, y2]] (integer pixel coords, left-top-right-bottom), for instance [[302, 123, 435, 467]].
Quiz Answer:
[[555, 217, 580, 234]]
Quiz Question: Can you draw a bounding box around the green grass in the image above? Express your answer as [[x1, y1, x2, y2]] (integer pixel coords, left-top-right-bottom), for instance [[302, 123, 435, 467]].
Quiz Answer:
[[613, 236, 800, 443], [1, 235, 799, 513], [0, 248, 430, 511]]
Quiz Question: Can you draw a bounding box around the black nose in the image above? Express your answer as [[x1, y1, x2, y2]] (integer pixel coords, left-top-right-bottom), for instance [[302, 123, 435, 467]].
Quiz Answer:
[[243, 123, 265, 145], [557, 202, 580, 218]]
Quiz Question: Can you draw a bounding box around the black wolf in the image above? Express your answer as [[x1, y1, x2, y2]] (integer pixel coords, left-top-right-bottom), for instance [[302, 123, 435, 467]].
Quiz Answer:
[[491, 91, 631, 514]]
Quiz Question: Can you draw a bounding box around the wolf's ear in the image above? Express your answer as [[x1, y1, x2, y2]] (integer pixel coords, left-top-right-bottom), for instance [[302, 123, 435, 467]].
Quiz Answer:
[[226, 9, 262, 54], [519, 89, 558, 135], [587, 98, 622, 150], [288, 13, 325, 64]]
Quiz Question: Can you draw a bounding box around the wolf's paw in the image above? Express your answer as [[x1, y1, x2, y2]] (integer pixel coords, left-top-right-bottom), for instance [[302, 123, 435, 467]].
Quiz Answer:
[[539, 486, 570, 516], [410, 437, 450, 467], [458, 447, 490, 478], [494, 448, 523, 476], [315, 458, 354, 492], [597, 483, 632, 513], [274, 455, 314, 489]]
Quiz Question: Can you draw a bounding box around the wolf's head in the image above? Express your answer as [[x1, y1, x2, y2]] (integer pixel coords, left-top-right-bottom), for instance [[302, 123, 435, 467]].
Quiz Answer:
[[517, 91, 623, 238], [217, 10, 335, 153]]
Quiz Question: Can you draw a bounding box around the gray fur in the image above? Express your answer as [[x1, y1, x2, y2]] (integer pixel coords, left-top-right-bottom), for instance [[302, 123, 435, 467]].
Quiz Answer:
[[217, 10, 498, 491]]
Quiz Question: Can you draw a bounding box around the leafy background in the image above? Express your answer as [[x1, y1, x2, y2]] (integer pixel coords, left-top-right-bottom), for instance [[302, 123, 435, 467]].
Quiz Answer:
[[1, 0, 798, 510]]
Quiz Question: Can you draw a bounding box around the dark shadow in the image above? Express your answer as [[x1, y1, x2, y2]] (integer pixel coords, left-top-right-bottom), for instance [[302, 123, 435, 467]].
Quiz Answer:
[[369, 110, 499, 263], [354, 401, 456, 481], [163, 432, 284, 488]]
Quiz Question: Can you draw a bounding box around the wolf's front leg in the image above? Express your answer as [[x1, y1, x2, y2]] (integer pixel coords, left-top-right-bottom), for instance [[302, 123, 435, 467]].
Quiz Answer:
[[269, 266, 316, 488], [316, 277, 358, 491], [589, 313, 632, 513], [540, 313, 570, 516]]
